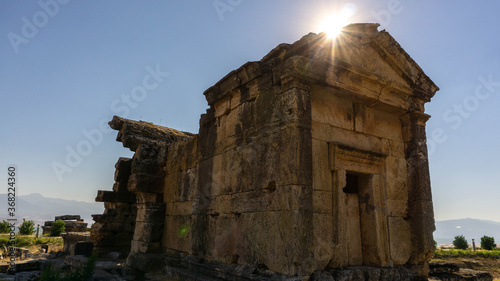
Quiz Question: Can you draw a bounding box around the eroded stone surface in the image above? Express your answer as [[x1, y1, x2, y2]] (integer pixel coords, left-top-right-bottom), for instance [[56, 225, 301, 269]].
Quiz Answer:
[[92, 23, 439, 280]]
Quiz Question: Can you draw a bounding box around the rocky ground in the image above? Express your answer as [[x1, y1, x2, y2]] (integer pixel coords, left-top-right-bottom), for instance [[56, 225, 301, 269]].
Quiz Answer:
[[0, 244, 498, 280], [430, 256, 499, 281]]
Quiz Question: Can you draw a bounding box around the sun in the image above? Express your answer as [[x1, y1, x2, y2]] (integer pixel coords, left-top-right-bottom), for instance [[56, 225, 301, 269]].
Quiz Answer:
[[318, 3, 356, 38], [319, 15, 347, 38]]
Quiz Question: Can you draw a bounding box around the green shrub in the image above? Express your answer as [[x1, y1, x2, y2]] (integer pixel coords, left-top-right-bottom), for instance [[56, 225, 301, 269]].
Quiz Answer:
[[453, 235, 468, 250], [0, 220, 10, 234], [18, 219, 35, 235], [37, 253, 97, 281], [480, 235, 496, 250], [50, 219, 65, 237]]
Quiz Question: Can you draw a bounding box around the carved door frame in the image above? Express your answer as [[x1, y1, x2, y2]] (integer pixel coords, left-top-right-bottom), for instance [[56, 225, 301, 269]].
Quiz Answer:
[[329, 143, 390, 267]]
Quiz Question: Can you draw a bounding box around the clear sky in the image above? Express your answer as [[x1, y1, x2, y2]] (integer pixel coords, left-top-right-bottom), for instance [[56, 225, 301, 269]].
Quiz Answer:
[[1, 1, 499, 222]]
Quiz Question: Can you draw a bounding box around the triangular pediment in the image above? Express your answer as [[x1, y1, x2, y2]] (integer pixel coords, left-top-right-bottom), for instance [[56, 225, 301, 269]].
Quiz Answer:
[[204, 23, 438, 108]]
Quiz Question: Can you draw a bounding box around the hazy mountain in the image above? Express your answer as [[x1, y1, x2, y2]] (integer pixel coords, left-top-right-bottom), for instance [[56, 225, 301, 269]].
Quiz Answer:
[[435, 218, 500, 246], [0, 193, 104, 227]]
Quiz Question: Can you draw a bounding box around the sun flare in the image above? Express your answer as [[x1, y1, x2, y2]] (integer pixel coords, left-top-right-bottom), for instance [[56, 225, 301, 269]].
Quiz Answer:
[[318, 3, 356, 38], [319, 16, 347, 38]]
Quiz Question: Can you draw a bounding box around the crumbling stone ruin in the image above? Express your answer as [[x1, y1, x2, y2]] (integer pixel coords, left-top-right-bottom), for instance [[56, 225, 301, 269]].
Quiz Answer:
[[42, 215, 88, 235], [91, 23, 439, 280]]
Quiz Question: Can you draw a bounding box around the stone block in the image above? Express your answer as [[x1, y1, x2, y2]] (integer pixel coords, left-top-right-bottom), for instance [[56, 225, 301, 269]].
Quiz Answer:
[[230, 90, 241, 110], [364, 108, 403, 141], [231, 190, 270, 213], [114, 157, 132, 182], [379, 268, 401, 281], [126, 252, 166, 273], [312, 190, 332, 214], [277, 127, 313, 187], [166, 201, 193, 216], [312, 139, 331, 191], [178, 167, 198, 201], [215, 97, 231, 118], [133, 221, 164, 243], [128, 173, 164, 194], [213, 194, 231, 214], [311, 88, 353, 131], [64, 255, 88, 270], [275, 87, 311, 129], [387, 140, 405, 157], [310, 271, 334, 281], [386, 199, 408, 217], [331, 268, 365, 281], [130, 240, 162, 254], [95, 190, 136, 203], [14, 271, 40, 280], [388, 217, 411, 265], [311, 213, 334, 270], [213, 214, 239, 262], [312, 122, 390, 156], [163, 215, 191, 253], [268, 185, 312, 212], [136, 203, 166, 222], [234, 211, 313, 276]]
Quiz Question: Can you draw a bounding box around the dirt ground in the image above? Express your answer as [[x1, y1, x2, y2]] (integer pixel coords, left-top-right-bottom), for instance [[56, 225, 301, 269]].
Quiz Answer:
[[432, 256, 500, 280], [0, 244, 63, 265]]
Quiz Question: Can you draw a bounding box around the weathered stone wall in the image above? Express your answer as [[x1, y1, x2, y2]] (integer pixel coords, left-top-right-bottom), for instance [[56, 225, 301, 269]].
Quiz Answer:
[[91, 157, 137, 256], [163, 62, 315, 276], [93, 23, 438, 280], [159, 24, 437, 279]]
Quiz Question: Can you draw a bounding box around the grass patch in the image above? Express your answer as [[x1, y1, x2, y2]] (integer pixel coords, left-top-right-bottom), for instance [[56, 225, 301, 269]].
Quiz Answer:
[[435, 248, 500, 258], [0, 234, 63, 249]]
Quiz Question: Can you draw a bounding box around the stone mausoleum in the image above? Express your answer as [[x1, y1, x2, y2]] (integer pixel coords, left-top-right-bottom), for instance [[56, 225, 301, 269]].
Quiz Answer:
[[91, 23, 438, 280]]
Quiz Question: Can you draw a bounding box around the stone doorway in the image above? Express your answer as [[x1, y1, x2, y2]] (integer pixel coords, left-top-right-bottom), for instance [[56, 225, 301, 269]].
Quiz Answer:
[[343, 173, 370, 266], [330, 143, 390, 268]]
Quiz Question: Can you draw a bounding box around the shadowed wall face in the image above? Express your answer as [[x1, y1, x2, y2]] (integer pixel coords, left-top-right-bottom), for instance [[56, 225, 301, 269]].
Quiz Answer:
[[93, 24, 438, 279]]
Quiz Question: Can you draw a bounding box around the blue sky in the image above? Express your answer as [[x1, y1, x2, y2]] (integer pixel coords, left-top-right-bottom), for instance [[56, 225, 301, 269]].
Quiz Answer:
[[1, 1, 499, 222]]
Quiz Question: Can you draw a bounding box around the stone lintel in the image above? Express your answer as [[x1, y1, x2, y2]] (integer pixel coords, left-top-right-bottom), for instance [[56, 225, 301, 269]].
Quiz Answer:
[[95, 190, 136, 203], [109, 115, 195, 151]]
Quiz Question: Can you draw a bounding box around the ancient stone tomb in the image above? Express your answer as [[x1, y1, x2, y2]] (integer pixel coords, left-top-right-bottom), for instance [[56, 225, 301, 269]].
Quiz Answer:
[[92, 23, 438, 279]]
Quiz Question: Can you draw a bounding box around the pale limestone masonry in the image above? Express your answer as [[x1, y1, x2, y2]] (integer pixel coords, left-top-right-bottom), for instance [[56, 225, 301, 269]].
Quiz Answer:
[[91, 23, 439, 280]]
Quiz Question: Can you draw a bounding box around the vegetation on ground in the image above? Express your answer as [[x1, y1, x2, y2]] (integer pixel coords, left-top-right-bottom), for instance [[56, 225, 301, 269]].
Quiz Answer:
[[481, 235, 497, 251], [453, 235, 469, 250], [18, 219, 35, 235], [0, 234, 63, 248], [434, 248, 500, 258], [36, 253, 97, 281], [50, 219, 66, 237], [0, 221, 10, 234]]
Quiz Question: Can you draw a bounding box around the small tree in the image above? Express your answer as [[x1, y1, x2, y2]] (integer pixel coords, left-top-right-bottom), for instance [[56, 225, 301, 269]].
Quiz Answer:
[[480, 235, 496, 250], [18, 219, 35, 235], [50, 219, 66, 237], [0, 220, 10, 233], [453, 235, 468, 250]]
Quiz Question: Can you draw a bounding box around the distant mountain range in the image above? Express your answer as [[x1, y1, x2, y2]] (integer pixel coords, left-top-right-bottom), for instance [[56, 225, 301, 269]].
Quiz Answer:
[[435, 218, 500, 246], [0, 193, 104, 227]]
